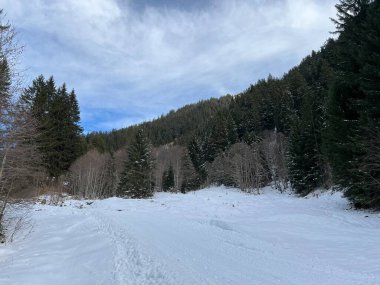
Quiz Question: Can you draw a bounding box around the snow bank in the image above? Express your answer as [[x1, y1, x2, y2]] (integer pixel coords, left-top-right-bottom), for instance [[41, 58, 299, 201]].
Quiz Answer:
[[0, 186, 379, 285]]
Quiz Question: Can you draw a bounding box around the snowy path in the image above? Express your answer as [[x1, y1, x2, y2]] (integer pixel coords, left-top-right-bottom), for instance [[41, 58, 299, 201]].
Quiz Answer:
[[0, 187, 380, 285]]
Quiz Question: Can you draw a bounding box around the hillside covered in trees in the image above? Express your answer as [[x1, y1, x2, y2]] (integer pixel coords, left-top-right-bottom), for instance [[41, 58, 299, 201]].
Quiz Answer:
[[84, 0, 380, 209]]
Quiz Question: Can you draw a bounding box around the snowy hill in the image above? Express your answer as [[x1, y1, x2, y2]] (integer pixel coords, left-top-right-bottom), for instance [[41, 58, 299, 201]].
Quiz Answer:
[[0, 187, 379, 285]]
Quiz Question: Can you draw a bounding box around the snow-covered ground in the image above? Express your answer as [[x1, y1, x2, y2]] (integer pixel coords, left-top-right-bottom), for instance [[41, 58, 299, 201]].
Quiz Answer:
[[0, 186, 379, 285]]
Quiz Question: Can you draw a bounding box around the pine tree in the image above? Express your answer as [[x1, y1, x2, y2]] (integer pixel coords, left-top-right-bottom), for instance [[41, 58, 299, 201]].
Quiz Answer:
[[117, 129, 154, 198]]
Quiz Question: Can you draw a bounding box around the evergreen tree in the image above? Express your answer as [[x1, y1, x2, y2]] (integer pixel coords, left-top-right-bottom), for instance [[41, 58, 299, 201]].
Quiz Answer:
[[286, 49, 334, 194], [187, 133, 210, 182], [180, 151, 201, 193], [117, 129, 154, 198], [208, 111, 238, 160], [0, 59, 12, 132], [288, 91, 324, 194], [324, 0, 380, 207], [162, 164, 175, 191], [21, 76, 83, 177]]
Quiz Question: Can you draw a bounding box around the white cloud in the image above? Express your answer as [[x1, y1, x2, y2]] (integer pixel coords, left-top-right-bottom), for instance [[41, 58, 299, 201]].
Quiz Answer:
[[2, 0, 337, 131]]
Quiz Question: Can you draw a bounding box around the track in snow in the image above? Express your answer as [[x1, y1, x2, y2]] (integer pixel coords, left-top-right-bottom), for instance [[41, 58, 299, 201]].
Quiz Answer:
[[0, 186, 379, 285]]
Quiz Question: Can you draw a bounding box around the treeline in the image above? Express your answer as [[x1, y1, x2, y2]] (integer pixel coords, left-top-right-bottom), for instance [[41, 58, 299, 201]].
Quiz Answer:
[[84, 0, 380, 208], [85, 95, 233, 152]]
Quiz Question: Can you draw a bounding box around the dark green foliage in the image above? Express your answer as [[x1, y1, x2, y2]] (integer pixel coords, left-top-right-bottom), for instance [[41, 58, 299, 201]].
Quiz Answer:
[[117, 129, 154, 198], [21, 75, 83, 177], [288, 101, 324, 194], [0, 58, 11, 106], [208, 111, 238, 160], [180, 151, 201, 193], [0, 58, 11, 129], [187, 133, 210, 182], [85, 96, 233, 152], [86, 132, 107, 153], [186, 110, 238, 183], [324, 0, 380, 208], [162, 164, 175, 191], [285, 48, 335, 194], [231, 75, 293, 138]]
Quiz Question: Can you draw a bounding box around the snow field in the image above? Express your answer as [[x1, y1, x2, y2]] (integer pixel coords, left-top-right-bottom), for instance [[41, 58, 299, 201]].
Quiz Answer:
[[0, 186, 379, 285]]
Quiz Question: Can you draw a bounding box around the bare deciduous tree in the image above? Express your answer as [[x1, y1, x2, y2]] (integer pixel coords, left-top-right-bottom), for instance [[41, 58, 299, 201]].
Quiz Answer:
[[0, 103, 44, 241], [153, 144, 187, 192], [113, 148, 128, 195], [206, 154, 235, 187], [228, 142, 267, 193], [67, 149, 114, 199], [0, 11, 43, 241], [261, 130, 289, 192]]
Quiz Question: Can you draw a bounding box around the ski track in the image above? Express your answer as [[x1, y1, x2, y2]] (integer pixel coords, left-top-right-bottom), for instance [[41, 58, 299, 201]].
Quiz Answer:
[[91, 212, 178, 285]]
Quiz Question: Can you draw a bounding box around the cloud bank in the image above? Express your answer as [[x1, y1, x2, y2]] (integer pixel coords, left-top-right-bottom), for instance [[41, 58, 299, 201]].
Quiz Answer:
[[2, 0, 337, 131]]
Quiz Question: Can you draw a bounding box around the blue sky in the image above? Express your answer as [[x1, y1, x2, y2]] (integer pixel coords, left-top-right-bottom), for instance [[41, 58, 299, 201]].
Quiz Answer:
[[2, 0, 337, 132]]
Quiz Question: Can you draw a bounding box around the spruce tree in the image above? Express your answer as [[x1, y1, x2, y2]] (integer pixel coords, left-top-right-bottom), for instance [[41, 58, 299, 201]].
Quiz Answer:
[[0, 59, 12, 131], [180, 151, 201, 193], [117, 129, 154, 198], [162, 164, 175, 191], [325, 0, 380, 207], [21, 76, 83, 177], [208, 111, 238, 160], [188, 133, 210, 182], [288, 92, 324, 195]]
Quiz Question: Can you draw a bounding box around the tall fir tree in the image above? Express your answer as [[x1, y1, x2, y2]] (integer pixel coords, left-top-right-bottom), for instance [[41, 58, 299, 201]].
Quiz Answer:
[[188, 132, 210, 182], [162, 164, 175, 191], [21, 76, 83, 177], [180, 151, 201, 193], [208, 111, 238, 160], [117, 129, 154, 198], [288, 90, 324, 194], [0, 59, 12, 132], [286, 48, 334, 194], [324, 0, 380, 207]]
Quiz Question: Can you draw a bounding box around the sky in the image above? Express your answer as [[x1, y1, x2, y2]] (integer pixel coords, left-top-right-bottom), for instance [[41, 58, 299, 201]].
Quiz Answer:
[[2, 0, 337, 132]]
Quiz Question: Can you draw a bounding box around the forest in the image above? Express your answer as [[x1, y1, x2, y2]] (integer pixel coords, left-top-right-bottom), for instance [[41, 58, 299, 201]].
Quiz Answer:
[[0, 0, 379, 240]]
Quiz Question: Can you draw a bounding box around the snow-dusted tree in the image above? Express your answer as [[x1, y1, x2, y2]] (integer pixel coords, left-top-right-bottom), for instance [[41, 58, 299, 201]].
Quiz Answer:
[[262, 130, 288, 192], [117, 129, 154, 198]]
